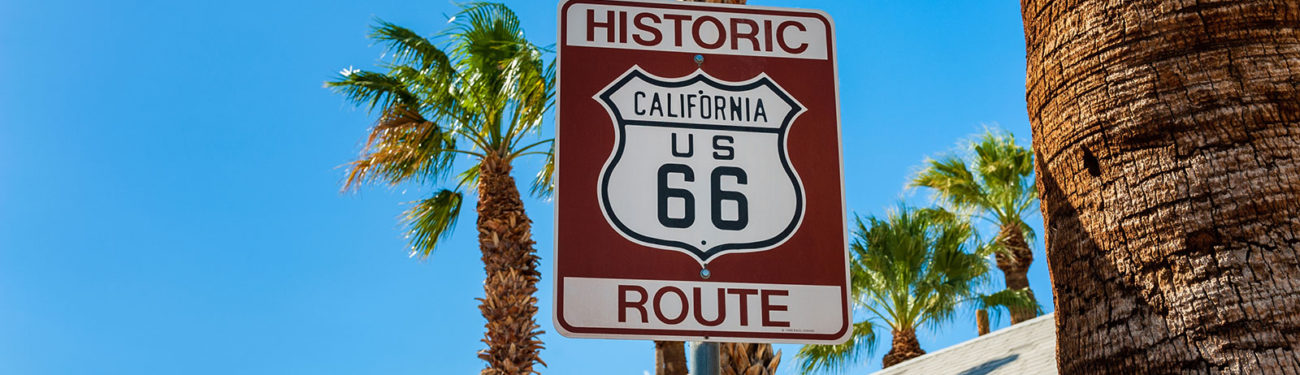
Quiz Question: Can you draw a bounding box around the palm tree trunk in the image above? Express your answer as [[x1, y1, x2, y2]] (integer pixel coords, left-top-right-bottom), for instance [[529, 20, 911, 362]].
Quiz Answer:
[[995, 223, 1037, 324], [881, 329, 925, 368], [976, 309, 990, 336], [718, 342, 781, 375], [655, 341, 687, 375], [1023, 0, 1300, 373], [476, 153, 543, 375]]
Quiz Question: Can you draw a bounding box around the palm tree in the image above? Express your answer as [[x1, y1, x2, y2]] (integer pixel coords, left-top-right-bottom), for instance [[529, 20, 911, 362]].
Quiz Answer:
[[796, 206, 1033, 371], [1023, 0, 1300, 372], [327, 3, 553, 374], [911, 130, 1039, 324]]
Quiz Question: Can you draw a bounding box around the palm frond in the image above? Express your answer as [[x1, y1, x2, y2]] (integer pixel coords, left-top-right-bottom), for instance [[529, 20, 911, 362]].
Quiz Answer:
[[973, 129, 1034, 189], [449, 2, 525, 60], [343, 105, 459, 190], [457, 163, 480, 190], [404, 189, 463, 258], [502, 50, 555, 145], [974, 288, 1040, 324], [796, 321, 877, 374], [849, 205, 991, 347], [912, 157, 986, 209], [326, 70, 419, 112], [975, 236, 1009, 259], [370, 20, 452, 71], [447, 3, 520, 107], [530, 142, 555, 198], [912, 128, 1038, 228], [387, 64, 463, 122]]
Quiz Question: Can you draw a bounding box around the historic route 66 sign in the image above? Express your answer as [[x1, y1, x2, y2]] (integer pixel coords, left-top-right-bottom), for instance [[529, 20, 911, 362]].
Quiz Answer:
[[598, 67, 804, 263], [555, 0, 849, 344]]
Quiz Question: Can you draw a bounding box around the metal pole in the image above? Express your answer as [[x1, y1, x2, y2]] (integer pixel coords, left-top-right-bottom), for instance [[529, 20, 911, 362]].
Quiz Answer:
[[680, 1, 741, 373], [689, 341, 719, 375]]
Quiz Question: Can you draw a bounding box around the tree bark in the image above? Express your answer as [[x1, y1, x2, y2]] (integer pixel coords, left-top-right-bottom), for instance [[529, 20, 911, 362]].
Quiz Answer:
[[1022, 0, 1300, 373], [996, 223, 1038, 324], [655, 341, 687, 375], [718, 342, 781, 375], [977, 309, 991, 336], [881, 329, 925, 368], [476, 154, 544, 375]]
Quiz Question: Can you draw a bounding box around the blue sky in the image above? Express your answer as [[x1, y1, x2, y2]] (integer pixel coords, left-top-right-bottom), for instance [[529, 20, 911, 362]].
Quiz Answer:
[[0, 1, 1044, 374]]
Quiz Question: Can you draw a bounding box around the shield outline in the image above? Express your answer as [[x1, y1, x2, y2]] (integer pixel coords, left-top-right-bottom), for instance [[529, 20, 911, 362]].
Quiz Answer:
[[595, 66, 807, 264]]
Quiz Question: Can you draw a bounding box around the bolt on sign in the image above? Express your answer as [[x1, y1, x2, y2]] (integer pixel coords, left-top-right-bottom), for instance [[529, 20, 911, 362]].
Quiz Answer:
[[554, 0, 848, 344]]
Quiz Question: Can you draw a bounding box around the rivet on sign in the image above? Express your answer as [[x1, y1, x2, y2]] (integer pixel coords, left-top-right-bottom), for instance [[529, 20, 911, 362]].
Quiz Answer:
[[700, 268, 711, 279], [694, 54, 704, 67]]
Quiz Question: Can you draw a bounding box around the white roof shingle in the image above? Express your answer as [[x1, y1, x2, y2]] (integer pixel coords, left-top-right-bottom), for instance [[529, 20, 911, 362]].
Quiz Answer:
[[870, 313, 1057, 375]]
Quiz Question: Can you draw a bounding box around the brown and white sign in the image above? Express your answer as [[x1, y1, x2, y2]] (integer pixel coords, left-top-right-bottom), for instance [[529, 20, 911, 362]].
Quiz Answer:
[[554, 0, 848, 344]]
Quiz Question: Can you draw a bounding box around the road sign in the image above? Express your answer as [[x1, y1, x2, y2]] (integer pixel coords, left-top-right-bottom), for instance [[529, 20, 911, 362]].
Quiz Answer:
[[554, 0, 848, 344]]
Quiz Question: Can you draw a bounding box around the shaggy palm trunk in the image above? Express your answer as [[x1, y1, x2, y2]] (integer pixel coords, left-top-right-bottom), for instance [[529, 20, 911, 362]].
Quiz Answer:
[[476, 153, 544, 375], [996, 223, 1037, 324], [881, 329, 925, 368], [718, 342, 781, 375], [1023, 0, 1300, 373], [655, 341, 687, 375]]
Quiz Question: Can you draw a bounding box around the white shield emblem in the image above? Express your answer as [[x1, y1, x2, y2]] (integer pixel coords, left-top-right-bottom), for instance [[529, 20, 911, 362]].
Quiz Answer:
[[596, 66, 806, 264]]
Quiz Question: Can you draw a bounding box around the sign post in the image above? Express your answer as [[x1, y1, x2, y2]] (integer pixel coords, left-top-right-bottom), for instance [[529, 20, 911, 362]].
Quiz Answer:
[[554, 0, 849, 345], [691, 341, 719, 375]]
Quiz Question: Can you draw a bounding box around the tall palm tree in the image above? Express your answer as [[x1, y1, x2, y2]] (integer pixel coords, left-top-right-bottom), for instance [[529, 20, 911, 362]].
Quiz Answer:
[[911, 130, 1040, 324], [327, 3, 554, 374], [796, 206, 1033, 371], [1023, 0, 1300, 373]]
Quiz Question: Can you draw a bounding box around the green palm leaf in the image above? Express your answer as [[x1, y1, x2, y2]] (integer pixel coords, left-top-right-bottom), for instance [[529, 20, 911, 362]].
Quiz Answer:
[[800, 205, 996, 372], [974, 288, 1040, 324], [370, 21, 451, 71], [327, 70, 418, 111], [911, 129, 1036, 230], [404, 189, 463, 258], [796, 321, 877, 374], [530, 142, 555, 197]]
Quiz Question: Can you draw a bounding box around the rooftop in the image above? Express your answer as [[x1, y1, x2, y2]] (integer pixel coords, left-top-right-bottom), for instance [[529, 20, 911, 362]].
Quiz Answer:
[[871, 313, 1057, 375]]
